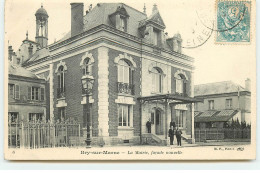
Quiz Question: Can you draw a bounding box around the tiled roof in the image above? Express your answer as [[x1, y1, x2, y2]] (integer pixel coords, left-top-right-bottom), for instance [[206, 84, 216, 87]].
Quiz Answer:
[[194, 81, 245, 96], [9, 63, 40, 79], [195, 109, 239, 123], [56, 3, 147, 43], [23, 48, 50, 66]]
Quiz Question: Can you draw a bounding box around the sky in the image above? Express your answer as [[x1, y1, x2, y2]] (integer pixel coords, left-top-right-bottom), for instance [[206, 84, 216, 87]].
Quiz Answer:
[[5, 0, 255, 87]]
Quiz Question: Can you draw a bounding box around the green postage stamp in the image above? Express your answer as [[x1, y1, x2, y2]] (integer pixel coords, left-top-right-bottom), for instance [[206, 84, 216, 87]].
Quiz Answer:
[[216, 0, 251, 43]]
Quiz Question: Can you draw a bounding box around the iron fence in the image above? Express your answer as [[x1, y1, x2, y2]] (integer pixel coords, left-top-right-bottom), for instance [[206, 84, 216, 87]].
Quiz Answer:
[[195, 128, 251, 142], [8, 119, 81, 149]]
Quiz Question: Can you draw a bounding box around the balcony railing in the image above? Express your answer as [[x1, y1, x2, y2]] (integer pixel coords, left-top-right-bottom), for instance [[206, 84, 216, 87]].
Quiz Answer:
[[117, 82, 135, 95], [57, 88, 66, 98]]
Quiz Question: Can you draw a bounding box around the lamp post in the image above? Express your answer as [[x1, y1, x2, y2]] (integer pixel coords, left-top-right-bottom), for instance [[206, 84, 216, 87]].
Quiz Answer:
[[81, 76, 94, 148]]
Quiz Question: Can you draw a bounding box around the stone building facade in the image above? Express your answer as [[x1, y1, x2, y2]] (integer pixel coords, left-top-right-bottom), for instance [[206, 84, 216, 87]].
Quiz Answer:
[[10, 3, 200, 145], [194, 80, 251, 129], [8, 63, 47, 123]]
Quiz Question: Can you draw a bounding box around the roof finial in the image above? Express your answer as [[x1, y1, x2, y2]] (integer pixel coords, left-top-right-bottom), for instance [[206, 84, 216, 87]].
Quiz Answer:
[[41, 3, 43, 8], [26, 30, 28, 40], [152, 3, 158, 14], [143, 3, 146, 14]]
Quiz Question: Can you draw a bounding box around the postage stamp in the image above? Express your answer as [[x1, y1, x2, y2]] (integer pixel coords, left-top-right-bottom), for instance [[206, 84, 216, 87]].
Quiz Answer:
[[216, 0, 251, 43]]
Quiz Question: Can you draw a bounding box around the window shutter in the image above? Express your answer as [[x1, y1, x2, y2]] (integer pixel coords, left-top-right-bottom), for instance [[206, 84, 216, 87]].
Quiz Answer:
[[183, 80, 187, 96], [15, 85, 20, 99], [58, 74, 61, 89], [41, 88, 45, 101], [172, 77, 176, 94], [28, 86, 31, 100]]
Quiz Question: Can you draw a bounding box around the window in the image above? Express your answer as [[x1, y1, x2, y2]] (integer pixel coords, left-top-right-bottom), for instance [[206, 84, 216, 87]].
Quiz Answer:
[[8, 112, 18, 123], [118, 104, 131, 127], [119, 16, 127, 32], [29, 113, 43, 122], [9, 84, 20, 100], [31, 87, 40, 101], [118, 59, 132, 84], [151, 67, 163, 93], [57, 66, 65, 98], [176, 110, 185, 128], [82, 58, 92, 75], [209, 100, 214, 110], [8, 84, 15, 98], [58, 107, 66, 121], [176, 74, 186, 94], [41, 88, 45, 101], [153, 29, 160, 46], [226, 99, 232, 109]]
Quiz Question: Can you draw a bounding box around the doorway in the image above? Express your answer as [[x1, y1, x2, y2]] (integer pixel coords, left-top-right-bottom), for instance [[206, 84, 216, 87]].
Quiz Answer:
[[155, 109, 162, 135]]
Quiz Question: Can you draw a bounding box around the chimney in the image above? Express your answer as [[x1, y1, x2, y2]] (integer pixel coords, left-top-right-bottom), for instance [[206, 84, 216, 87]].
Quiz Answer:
[[8, 46, 13, 61], [70, 3, 84, 37], [245, 78, 251, 91]]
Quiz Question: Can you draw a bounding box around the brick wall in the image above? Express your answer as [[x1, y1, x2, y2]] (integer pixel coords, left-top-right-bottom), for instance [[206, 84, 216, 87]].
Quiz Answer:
[[52, 49, 99, 136], [108, 48, 141, 137]]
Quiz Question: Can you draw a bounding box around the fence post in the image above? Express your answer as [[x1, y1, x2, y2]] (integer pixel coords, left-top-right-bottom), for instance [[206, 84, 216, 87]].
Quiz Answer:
[[78, 124, 81, 146], [15, 120, 18, 148], [21, 121, 24, 148], [66, 124, 68, 147], [53, 124, 56, 148]]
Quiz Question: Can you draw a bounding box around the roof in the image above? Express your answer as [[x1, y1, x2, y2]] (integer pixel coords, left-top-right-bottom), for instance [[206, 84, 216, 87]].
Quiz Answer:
[[195, 109, 239, 123], [56, 3, 148, 43], [35, 5, 48, 16], [194, 81, 246, 96], [24, 48, 50, 65], [9, 63, 40, 79]]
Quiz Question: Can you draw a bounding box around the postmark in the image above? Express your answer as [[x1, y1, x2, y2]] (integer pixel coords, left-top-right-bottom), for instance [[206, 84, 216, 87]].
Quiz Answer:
[[215, 0, 251, 43]]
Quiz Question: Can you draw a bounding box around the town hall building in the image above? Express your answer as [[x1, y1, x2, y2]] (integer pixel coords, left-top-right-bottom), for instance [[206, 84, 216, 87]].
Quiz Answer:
[[9, 3, 201, 146]]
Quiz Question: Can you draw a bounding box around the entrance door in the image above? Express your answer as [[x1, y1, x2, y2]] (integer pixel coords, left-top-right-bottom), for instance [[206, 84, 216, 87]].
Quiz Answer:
[[155, 109, 162, 135]]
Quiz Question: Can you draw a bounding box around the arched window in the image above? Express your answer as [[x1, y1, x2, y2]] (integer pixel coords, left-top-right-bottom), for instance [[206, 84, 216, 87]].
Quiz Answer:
[[57, 66, 65, 98], [118, 59, 132, 84], [82, 58, 92, 75], [151, 67, 163, 93], [176, 74, 186, 94]]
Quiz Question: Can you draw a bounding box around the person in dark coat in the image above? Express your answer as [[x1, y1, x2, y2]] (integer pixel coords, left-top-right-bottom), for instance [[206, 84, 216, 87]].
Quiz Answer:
[[170, 121, 176, 129], [168, 126, 175, 145], [146, 119, 151, 133], [176, 127, 182, 146]]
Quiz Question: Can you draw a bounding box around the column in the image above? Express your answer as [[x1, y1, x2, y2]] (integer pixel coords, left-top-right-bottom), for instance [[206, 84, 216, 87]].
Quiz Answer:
[[97, 47, 109, 138]]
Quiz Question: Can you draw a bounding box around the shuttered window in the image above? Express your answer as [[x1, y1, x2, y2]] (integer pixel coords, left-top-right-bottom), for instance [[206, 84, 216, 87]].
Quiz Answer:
[[28, 86, 31, 100], [15, 85, 20, 100], [41, 88, 45, 101]]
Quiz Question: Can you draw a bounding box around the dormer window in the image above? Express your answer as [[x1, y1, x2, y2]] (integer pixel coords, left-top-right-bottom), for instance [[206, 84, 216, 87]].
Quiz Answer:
[[109, 5, 129, 33], [119, 16, 127, 32], [153, 28, 161, 46]]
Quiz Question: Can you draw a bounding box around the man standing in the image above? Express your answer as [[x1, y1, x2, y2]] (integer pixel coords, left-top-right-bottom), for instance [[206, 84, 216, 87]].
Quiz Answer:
[[146, 119, 151, 133], [176, 128, 182, 146], [168, 126, 175, 145]]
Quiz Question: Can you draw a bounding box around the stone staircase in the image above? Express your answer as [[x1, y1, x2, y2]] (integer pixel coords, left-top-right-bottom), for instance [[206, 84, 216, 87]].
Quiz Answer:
[[141, 133, 167, 146]]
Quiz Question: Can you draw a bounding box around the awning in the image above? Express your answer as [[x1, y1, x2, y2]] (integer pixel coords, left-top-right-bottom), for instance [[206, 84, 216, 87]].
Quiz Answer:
[[137, 93, 203, 104], [195, 110, 239, 123]]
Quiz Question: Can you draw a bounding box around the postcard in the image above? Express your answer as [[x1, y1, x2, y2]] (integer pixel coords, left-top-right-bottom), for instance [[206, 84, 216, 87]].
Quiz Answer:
[[4, 0, 256, 160]]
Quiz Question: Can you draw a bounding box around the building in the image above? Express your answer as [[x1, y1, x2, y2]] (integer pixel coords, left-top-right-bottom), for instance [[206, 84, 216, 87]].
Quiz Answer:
[[10, 3, 201, 146], [194, 80, 251, 129], [8, 63, 47, 123]]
